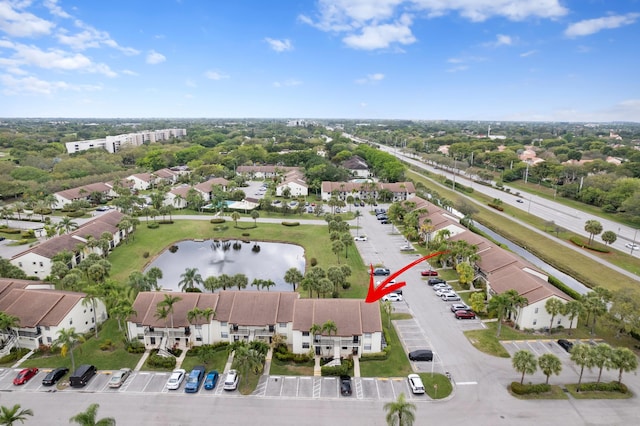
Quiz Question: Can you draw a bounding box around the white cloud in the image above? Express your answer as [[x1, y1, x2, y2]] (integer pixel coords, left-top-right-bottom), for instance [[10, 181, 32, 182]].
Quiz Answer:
[[483, 34, 514, 47], [565, 13, 640, 38], [343, 14, 415, 50], [43, 0, 71, 18], [146, 50, 166, 64], [273, 79, 302, 88], [301, 0, 568, 50], [355, 73, 385, 84], [265, 38, 293, 52], [122, 69, 138, 76], [520, 49, 537, 57], [56, 25, 140, 55], [0, 73, 102, 95], [204, 70, 229, 80], [447, 65, 468, 73], [0, 2, 54, 37], [0, 40, 117, 77]]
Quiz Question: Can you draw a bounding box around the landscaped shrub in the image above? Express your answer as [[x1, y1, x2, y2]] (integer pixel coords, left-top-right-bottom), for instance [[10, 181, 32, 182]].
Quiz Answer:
[[147, 222, 160, 229], [568, 236, 610, 253], [342, 282, 351, 290], [2, 228, 21, 234], [249, 340, 270, 355], [309, 258, 318, 267], [187, 342, 229, 357], [143, 251, 150, 258], [158, 220, 174, 225], [0, 347, 30, 364], [99, 339, 115, 351], [168, 245, 179, 253], [359, 351, 389, 361], [125, 340, 145, 354], [168, 347, 182, 357], [488, 203, 504, 211], [577, 381, 628, 393], [242, 233, 250, 237], [321, 358, 353, 376], [147, 352, 177, 369], [66, 210, 85, 218], [210, 218, 226, 224], [510, 382, 551, 395], [20, 230, 35, 238], [281, 221, 300, 226]]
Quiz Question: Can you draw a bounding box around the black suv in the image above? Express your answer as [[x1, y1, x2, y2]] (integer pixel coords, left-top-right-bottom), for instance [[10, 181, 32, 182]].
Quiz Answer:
[[340, 375, 352, 396], [557, 339, 574, 352], [427, 278, 446, 286], [373, 267, 391, 276]]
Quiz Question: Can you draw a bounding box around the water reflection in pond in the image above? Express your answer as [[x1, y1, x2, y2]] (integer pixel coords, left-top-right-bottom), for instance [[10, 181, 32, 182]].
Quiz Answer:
[[145, 240, 305, 292]]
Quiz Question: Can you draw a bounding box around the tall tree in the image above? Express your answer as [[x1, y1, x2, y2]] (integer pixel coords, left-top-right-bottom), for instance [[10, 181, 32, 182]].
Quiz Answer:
[[81, 286, 102, 338], [563, 300, 583, 334], [178, 267, 203, 291], [0, 404, 33, 426], [544, 298, 564, 335], [512, 350, 537, 385], [158, 294, 182, 332], [570, 343, 594, 392], [53, 327, 84, 373], [383, 392, 416, 426], [608, 347, 638, 385], [591, 343, 613, 383], [538, 353, 562, 384], [283, 267, 303, 291], [69, 403, 115, 426], [584, 219, 603, 245]]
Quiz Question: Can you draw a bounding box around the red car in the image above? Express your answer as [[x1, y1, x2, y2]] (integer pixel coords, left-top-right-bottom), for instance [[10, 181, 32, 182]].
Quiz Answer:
[[454, 310, 476, 320], [420, 269, 438, 276], [13, 368, 39, 385]]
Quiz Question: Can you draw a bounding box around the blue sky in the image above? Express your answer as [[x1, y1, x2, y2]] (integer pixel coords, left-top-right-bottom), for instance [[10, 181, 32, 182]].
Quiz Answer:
[[0, 0, 639, 122]]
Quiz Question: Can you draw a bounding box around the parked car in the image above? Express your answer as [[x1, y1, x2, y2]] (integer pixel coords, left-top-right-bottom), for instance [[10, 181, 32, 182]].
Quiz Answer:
[[441, 293, 461, 301], [184, 366, 206, 393], [435, 288, 455, 297], [223, 369, 239, 391], [203, 370, 219, 390], [376, 279, 396, 286], [557, 339, 574, 352], [407, 374, 425, 394], [625, 243, 640, 250], [373, 267, 391, 276], [166, 369, 186, 390], [392, 289, 403, 296], [108, 368, 132, 388], [454, 310, 476, 320], [359, 201, 365, 207], [13, 368, 38, 385], [420, 269, 438, 276], [516, 199, 524, 203], [450, 303, 471, 313], [42, 367, 68, 386], [69, 364, 97, 388], [432, 284, 452, 292], [354, 236, 368, 241], [380, 219, 390, 224], [408, 349, 433, 362], [381, 293, 403, 302], [340, 375, 352, 396], [427, 278, 446, 286]]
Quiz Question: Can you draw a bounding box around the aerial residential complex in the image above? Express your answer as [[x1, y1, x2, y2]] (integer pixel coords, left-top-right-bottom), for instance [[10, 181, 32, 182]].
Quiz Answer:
[[65, 128, 187, 154]]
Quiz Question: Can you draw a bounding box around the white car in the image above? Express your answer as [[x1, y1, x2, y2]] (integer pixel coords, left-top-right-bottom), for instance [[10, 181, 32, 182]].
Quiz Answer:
[[432, 284, 452, 292], [381, 293, 403, 302], [376, 279, 396, 286], [407, 374, 425, 394], [625, 243, 640, 250], [166, 369, 186, 390], [223, 369, 239, 391], [435, 288, 455, 297], [354, 236, 368, 242]]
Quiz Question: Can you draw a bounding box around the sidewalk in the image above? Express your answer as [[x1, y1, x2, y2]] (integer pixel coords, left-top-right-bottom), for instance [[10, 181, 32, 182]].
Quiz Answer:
[[11, 349, 34, 368], [133, 350, 151, 372]]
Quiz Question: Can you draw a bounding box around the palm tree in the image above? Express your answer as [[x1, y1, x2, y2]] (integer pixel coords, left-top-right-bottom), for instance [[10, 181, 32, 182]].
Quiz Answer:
[[283, 267, 303, 291], [250, 210, 260, 227], [310, 323, 322, 352], [538, 353, 562, 384], [382, 300, 394, 328], [231, 343, 264, 386], [512, 350, 537, 384], [231, 211, 241, 228], [487, 293, 512, 337], [0, 404, 33, 426], [53, 327, 84, 373], [81, 286, 102, 338], [545, 298, 564, 335], [0, 312, 21, 350], [563, 300, 583, 334], [178, 267, 203, 291], [158, 294, 182, 334], [56, 216, 79, 235], [69, 403, 115, 426], [383, 392, 416, 426], [187, 307, 203, 342], [584, 219, 603, 245], [233, 273, 248, 291], [571, 343, 594, 391], [591, 343, 613, 383], [608, 347, 638, 385]]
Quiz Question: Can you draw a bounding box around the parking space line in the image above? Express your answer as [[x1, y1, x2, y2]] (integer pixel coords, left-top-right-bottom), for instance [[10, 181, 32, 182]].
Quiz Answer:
[[355, 378, 363, 400], [313, 377, 321, 398], [140, 373, 155, 393]]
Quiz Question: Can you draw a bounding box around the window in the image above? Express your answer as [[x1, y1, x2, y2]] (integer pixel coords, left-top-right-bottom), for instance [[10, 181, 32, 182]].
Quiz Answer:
[[302, 331, 309, 337], [84, 309, 86, 314], [221, 322, 227, 327], [533, 319, 537, 326], [18, 262, 22, 267], [39, 262, 44, 267], [557, 319, 561, 325], [91, 317, 94, 323], [534, 308, 539, 313], [69, 319, 73, 325], [279, 323, 287, 328], [47, 337, 52, 343], [44, 326, 50, 331], [221, 332, 228, 338], [364, 333, 371, 339], [269, 325, 274, 332], [364, 344, 371, 351], [196, 337, 202, 342], [302, 343, 309, 349]]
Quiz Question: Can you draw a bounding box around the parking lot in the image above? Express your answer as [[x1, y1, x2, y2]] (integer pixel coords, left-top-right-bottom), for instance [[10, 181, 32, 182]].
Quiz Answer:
[[254, 375, 430, 401]]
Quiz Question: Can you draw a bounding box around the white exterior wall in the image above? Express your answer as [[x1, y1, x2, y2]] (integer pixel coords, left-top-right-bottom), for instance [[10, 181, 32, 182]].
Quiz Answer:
[[350, 169, 369, 178], [290, 330, 382, 355], [53, 194, 72, 210], [11, 252, 52, 278], [164, 193, 188, 209], [516, 297, 574, 331], [129, 176, 151, 191], [277, 182, 308, 197]]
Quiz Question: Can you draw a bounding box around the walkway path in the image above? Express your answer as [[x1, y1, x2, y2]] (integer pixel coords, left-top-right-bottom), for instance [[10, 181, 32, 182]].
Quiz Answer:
[[11, 350, 34, 368]]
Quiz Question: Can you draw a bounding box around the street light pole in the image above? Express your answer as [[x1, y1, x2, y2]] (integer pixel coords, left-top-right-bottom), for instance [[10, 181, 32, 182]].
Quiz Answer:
[[528, 195, 532, 214], [630, 228, 638, 255]]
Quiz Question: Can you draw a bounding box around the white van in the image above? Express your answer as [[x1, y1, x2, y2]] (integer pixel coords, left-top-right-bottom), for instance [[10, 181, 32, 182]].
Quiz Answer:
[[407, 374, 425, 394]]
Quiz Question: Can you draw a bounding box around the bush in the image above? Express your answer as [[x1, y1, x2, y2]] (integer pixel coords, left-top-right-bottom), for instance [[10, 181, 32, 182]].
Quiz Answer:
[[281, 221, 300, 226], [359, 351, 389, 361], [99, 339, 115, 351], [342, 282, 351, 290], [2, 228, 21, 234], [488, 203, 504, 211], [321, 358, 353, 376], [168, 347, 183, 357], [147, 222, 160, 229], [510, 382, 551, 395], [242, 233, 250, 237], [187, 342, 230, 357], [168, 245, 179, 253], [125, 340, 146, 354], [21, 230, 35, 238], [143, 251, 150, 258], [309, 258, 318, 267], [568, 237, 610, 253], [158, 220, 174, 225], [577, 381, 628, 393], [0, 347, 30, 364], [210, 218, 226, 224], [67, 210, 85, 218], [147, 352, 177, 369]]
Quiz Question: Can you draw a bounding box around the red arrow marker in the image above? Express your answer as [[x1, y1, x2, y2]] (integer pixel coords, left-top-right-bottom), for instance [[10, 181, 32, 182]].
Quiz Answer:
[[365, 251, 446, 303]]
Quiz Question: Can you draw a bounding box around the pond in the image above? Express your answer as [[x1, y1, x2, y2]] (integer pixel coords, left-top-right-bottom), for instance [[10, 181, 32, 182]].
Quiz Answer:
[[145, 240, 305, 292]]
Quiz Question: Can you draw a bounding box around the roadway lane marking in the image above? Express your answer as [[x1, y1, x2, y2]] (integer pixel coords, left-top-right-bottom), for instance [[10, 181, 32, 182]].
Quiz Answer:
[[456, 381, 478, 385]]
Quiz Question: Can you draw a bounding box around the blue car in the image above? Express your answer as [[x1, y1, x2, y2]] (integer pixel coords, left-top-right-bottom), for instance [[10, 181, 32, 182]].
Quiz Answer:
[[203, 370, 219, 390], [184, 366, 206, 393]]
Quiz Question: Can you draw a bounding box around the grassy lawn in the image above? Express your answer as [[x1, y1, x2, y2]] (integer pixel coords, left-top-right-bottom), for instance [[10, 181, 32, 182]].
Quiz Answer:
[[239, 370, 262, 395], [269, 357, 315, 376], [390, 313, 413, 320], [407, 169, 640, 289], [180, 349, 229, 373], [508, 384, 569, 400], [21, 319, 142, 370], [109, 220, 369, 299], [565, 383, 633, 399], [359, 309, 413, 377], [419, 373, 453, 399]]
